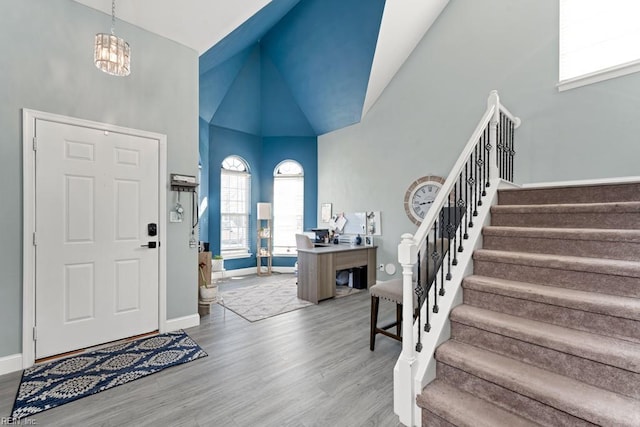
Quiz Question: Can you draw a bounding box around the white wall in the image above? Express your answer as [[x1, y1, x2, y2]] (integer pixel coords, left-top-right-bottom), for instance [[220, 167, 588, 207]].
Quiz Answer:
[[0, 0, 199, 358], [319, 0, 640, 280]]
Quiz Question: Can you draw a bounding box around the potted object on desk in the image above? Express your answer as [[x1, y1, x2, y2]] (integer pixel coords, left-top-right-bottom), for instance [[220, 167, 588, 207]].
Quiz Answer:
[[199, 262, 217, 302], [212, 255, 224, 272]]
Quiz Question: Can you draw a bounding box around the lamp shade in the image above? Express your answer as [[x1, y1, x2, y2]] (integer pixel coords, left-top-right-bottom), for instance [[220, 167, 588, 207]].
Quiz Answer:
[[257, 203, 272, 220]]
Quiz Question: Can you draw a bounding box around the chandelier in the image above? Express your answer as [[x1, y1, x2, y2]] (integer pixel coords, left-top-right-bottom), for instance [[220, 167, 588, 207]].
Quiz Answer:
[[94, 0, 130, 76]]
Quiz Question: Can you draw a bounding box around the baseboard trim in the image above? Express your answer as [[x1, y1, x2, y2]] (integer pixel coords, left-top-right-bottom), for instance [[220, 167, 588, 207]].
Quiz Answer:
[[522, 176, 640, 189], [0, 353, 23, 375], [165, 314, 200, 332], [272, 266, 295, 274]]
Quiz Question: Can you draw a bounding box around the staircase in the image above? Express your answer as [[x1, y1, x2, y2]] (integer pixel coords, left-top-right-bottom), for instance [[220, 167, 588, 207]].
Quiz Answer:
[[417, 182, 640, 426]]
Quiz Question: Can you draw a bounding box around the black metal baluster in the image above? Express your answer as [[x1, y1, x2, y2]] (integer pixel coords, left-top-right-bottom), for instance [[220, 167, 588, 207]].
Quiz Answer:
[[415, 249, 423, 352], [457, 173, 465, 252], [452, 182, 459, 262], [477, 139, 484, 207], [446, 194, 453, 279], [424, 236, 431, 332], [473, 143, 479, 217], [487, 124, 491, 183], [502, 112, 507, 180], [464, 162, 470, 237], [467, 155, 475, 228], [496, 113, 502, 179], [440, 227, 449, 296], [424, 290, 430, 332], [480, 128, 488, 197], [510, 118, 515, 181], [432, 223, 439, 314]]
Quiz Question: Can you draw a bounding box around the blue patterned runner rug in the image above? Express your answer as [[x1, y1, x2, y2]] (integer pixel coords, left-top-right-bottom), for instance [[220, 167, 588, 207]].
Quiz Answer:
[[11, 330, 207, 420]]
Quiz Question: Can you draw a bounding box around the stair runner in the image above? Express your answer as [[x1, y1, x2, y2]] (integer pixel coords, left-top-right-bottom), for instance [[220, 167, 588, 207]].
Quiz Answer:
[[417, 182, 640, 426]]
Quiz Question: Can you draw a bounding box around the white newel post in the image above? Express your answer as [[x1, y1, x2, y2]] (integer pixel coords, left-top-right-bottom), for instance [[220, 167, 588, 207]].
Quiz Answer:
[[487, 90, 500, 181], [395, 233, 418, 426]]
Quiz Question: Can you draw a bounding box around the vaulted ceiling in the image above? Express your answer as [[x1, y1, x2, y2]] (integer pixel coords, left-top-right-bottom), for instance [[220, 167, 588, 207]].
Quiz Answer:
[[199, 0, 450, 136], [74, 0, 450, 136]]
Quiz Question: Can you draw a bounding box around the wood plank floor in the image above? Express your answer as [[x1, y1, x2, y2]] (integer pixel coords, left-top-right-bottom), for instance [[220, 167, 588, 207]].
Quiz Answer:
[[0, 276, 403, 426]]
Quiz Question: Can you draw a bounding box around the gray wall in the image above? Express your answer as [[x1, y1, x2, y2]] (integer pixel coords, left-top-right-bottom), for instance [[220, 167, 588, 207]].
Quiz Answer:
[[318, 0, 640, 279], [0, 0, 199, 358]]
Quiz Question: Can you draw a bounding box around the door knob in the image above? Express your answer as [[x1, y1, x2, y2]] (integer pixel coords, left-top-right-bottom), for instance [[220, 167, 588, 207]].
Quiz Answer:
[[140, 242, 157, 249]]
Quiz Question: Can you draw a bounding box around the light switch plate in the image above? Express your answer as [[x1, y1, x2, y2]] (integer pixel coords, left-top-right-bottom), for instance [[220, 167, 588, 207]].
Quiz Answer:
[[169, 211, 182, 223]]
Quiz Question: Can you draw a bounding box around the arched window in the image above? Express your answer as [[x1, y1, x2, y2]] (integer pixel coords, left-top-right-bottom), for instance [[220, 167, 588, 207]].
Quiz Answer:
[[273, 160, 304, 255], [221, 156, 250, 257]]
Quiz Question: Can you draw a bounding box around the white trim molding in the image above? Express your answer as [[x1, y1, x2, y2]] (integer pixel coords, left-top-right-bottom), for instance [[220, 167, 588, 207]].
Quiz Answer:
[[22, 109, 168, 369], [523, 176, 640, 188], [0, 354, 23, 376], [165, 314, 200, 332], [557, 59, 640, 92]]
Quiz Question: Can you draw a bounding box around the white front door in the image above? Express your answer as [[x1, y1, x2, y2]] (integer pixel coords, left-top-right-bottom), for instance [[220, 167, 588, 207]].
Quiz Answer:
[[35, 119, 159, 359]]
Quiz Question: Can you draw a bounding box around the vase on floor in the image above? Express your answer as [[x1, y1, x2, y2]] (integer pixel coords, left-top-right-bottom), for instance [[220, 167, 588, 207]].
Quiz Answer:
[[199, 285, 217, 303]]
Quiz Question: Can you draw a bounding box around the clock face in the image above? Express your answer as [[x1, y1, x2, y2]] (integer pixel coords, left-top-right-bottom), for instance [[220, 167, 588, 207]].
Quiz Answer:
[[404, 176, 445, 225]]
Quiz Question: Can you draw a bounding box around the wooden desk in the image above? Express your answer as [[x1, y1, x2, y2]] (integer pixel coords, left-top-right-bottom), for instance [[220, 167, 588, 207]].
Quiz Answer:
[[297, 245, 377, 304]]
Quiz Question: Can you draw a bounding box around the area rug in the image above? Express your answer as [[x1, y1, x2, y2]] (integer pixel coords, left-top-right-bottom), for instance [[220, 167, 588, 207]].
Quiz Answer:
[[11, 330, 207, 420], [218, 274, 364, 322]]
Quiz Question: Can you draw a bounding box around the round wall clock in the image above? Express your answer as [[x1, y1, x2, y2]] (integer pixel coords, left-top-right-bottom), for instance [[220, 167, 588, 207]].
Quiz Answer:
[[403, 175, 445, 225]]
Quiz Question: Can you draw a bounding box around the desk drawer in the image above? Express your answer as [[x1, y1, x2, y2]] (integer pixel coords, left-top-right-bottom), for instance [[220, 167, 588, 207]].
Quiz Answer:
[[335, 249, 368, 269]]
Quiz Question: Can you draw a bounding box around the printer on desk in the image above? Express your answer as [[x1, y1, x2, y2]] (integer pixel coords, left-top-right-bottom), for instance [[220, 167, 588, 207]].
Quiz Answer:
[[311, 228, 330, 245]]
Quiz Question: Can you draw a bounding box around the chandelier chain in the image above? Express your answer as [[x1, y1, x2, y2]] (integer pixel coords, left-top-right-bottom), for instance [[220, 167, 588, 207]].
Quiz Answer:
[[111, 0, 116, 35]]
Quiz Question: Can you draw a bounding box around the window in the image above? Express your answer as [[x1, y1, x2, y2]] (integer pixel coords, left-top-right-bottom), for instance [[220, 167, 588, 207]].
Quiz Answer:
[[273, 160, 304, 255], [559, 0, 640, 91], [221, 156, 250, 258]]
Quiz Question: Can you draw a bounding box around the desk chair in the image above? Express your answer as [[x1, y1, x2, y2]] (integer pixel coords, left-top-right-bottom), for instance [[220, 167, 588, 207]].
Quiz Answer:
[[370, 238, 449, 351], [295, 234, 314, 250]]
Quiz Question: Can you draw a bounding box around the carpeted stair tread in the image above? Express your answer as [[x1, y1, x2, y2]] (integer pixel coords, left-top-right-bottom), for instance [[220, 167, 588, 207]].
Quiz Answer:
[[474, 249, 640, 278], [483, 226, 640, 243], [418, 380, 541, 427], [463, 275, 640, 321], [436, 341, 640, 426], [450, 304, 640, 372], [498, 182, 640, 205], [491, 201, 640, 214], [482, 226, 640, 260]]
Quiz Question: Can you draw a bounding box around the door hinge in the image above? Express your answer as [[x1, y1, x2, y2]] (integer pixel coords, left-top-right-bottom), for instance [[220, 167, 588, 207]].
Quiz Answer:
[[33, 326, 37, 341], [32, 232, 37, 246], [33, 137, 37, 151]]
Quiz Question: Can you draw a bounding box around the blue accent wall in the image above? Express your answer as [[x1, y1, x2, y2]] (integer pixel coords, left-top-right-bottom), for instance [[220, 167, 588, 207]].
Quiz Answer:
[[211, 45, 262, 135], [261, 136, 318, 267], [208, 126, 263, 270], [261, 51, 316, 137], [198, 117, 210, 242], [261, 0, 386, 134], [199, 0, 386, 270], [199, 0, 301, 75], [199, 47, 252, 123]]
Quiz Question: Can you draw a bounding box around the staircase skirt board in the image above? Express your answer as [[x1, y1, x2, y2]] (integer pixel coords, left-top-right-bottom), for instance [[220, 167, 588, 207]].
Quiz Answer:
[[418, 181, 640, 426]]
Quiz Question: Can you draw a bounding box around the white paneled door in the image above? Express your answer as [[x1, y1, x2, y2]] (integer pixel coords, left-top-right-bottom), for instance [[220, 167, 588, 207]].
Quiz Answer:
[[35, 119, 159, 359]]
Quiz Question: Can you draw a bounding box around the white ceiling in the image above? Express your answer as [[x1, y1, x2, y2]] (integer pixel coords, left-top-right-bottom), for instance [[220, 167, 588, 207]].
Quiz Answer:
[[72, 0, 271, 54]]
